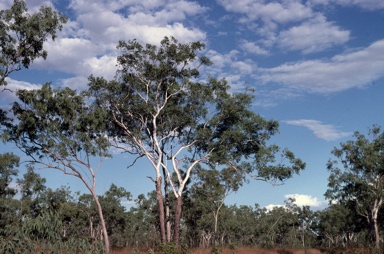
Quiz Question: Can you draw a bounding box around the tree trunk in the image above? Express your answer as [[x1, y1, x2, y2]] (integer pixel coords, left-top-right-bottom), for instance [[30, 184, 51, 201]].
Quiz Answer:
[[372, 212, 380, 250], [91, 191, 110, 253], [173, 195, 182, 245], [162, 166, 171, 242], [371, 199, 382, 250], [156, 176, 166, 244], [213, 211, 219, 245]]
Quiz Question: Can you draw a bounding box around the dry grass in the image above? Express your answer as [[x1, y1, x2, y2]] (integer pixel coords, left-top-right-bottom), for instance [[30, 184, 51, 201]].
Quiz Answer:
[[110, 247, 324, 254]]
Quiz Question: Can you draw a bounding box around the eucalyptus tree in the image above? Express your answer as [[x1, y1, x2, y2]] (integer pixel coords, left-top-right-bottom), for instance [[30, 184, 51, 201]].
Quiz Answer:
[[0, 0, 67, 88], [8, 84, 111, 252], [0, 152, 19, 237], [317, 204, 362, 248], [99, 184, 132, 248], [124, 192, 161, 248], [17, 166, 47, 218], [88, 36, 305, 245], [325, 125, 384, 250], [0, 0, 66, 203], [188, 166, 245, 245]]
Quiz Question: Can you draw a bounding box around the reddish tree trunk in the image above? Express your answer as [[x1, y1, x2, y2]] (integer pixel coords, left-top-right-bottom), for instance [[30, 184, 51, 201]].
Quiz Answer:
[[173, 195, 183, 245], [156, 176, 166, 244]]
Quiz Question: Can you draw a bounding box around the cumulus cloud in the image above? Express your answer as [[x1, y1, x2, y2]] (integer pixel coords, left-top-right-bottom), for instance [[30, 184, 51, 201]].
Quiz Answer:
[[265, 194, 327, 210], [284, 119, 352, 141], [21, 0, 206, 90], [69, 0, 207, 45], [265, 204, 284, 211], [258, 39, 384, 94], [285, 194, 327, 208]]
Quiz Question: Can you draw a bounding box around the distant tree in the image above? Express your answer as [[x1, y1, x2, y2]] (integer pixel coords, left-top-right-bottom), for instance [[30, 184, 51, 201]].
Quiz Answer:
[[8, 84, 111, 252], [17, 166, 47, 218], [325, 125, 384, 250], [99, 184, 132, 247], [87, 36, 305, 245], [317, 204, 363, 248], [126, 192, 160, 248], [0, 152, 19, 237], [188, 166, 245, 245], [0, 0, 67, 88]]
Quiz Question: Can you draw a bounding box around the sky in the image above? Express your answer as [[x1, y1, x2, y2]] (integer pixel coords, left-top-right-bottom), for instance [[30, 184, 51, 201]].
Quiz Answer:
[[1, 0, 384, 211]]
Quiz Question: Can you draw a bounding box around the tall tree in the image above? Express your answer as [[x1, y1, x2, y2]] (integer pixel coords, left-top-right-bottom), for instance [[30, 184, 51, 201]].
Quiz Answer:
[[325, 125, 384, 250], [88, 36, 305, 245], [8, 84, 112, 252]]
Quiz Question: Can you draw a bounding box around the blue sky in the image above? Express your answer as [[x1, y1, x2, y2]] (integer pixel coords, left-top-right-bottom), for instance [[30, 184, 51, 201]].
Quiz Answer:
[[1, 0, 384, 210]]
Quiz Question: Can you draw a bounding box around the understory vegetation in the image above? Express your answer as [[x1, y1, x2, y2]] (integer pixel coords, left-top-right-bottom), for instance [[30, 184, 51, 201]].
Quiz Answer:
[[0, 168, 383, 253]]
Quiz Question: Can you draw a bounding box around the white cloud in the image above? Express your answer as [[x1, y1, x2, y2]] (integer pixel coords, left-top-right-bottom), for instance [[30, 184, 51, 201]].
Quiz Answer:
[[231, 61, 254, 74], [265, 204, 284, 211], [113, 1, 207, 27], [258, 39, 384, 94], [265, 194, 327, 211], [284, 119, 352, 141], [278, 14, 350, 54], [285, 194, 327, 208], [217, 0, 352, 54], [241, 40, 269, 55], [0, 78, 42, 103], [59, 76, 89, 91], [218, 0, 313, 24], [203, 50, 255, 91], [25, 0, 205, 89], [69, 0, 207, 45]]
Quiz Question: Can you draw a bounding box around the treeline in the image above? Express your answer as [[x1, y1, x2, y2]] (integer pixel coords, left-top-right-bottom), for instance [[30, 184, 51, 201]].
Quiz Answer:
[[0, 164, 382, 252]]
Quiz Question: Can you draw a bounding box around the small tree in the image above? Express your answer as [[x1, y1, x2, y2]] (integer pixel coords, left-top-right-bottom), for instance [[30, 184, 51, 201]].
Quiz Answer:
[[8, 84, 111, 252], [0, 152, 19, 237], [88, 36, 305, 245], [189, 166, 245, 245], [325, 125, 384, 250]]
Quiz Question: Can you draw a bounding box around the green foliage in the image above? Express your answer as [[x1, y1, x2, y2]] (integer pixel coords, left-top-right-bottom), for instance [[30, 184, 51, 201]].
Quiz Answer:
[[0, 152, 19, 198], [21, 210, 62, 241], [0, 0, 67, 86], [0, 210, 105, 254], [88, 35, 305, 245], [10, 84, 111, 162], [325, 125, 384, 248], [157, 242, 191, 254]]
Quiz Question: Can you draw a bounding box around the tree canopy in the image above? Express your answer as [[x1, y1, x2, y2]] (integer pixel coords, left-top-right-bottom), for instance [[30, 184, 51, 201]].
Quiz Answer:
[[87, 36, 306, 245], [325, 125, 384, 249], [8, 84, 111, 252], [0, 0, 67, 88]]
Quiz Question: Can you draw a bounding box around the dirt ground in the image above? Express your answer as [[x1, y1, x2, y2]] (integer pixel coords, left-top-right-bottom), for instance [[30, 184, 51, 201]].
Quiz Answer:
[[110, 247, 324, 254]]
